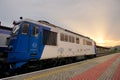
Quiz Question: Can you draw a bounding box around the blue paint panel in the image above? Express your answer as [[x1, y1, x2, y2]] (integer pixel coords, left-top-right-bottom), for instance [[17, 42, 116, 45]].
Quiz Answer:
[[8, 22, 29, 62], [29, 24, 39, 60], [7, 21, 51, 65]]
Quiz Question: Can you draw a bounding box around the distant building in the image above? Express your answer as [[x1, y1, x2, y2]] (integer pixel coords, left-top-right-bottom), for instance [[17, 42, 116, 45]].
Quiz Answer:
[[96, 45, 110, 54]]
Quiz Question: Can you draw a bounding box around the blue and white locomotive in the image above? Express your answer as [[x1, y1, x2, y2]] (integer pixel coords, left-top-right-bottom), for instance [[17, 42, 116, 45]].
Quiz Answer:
[[0, 18, 96, 74]]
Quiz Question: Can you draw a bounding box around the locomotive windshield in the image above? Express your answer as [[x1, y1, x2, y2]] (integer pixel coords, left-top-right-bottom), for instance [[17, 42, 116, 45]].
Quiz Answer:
[[12, 24, 20, 36]]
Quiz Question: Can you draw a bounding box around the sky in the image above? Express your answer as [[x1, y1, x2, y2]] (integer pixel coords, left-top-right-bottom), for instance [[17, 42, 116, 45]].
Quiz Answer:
[[0, 0, 120, 47]]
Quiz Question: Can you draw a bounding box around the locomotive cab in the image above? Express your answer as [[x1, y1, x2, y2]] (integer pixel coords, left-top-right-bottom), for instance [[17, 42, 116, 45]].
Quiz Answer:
[[1, 19, 51, 71], [7, 21, 42, 63], [0, 19, 51, 74]]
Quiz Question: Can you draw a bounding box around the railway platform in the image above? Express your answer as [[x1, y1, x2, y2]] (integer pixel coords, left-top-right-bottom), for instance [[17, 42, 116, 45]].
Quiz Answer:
[[2, 53, 120, 80]]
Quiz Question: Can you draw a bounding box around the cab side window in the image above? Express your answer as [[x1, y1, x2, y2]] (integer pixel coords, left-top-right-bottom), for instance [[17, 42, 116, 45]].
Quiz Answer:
[[33, 26, 39, 37], [21, 23, 29, 34]]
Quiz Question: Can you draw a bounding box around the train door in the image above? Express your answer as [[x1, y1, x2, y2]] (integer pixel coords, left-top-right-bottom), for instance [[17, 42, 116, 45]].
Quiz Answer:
[[29, 24, 40, 60]]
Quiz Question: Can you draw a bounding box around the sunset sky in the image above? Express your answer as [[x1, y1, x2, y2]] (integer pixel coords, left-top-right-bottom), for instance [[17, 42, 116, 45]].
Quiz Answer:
[[0, 0, 120, 47]]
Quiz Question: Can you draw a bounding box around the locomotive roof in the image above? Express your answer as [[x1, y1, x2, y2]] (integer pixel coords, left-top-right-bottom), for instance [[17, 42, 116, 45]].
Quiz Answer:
[[38, 20, 90, 39], [18, 19, 93, 40]]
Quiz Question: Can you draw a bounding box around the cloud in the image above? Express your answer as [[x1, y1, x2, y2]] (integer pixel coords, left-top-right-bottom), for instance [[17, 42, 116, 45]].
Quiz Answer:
[[0, 0, 120, 46]]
